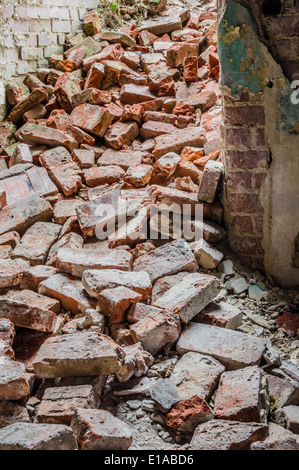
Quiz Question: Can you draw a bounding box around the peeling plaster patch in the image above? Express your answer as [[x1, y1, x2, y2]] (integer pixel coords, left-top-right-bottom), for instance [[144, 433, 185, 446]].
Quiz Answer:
[[218, 1, 299, 134], [218, 1, 266, 97]]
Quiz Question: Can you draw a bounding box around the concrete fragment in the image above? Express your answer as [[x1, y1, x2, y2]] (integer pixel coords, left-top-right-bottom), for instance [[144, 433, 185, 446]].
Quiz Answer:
[[150, 378, 180, 411]]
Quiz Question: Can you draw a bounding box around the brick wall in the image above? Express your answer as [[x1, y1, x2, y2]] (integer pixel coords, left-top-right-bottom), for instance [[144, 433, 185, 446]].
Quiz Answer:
[[0, 0, 98, 118], [222, 91, 269, 272], [219, 0, 299, 286], [259, 0, 299, 82]]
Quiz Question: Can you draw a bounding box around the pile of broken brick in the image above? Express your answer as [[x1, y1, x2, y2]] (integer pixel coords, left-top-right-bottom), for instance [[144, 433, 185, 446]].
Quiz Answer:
[[0, 7, 298, 451]]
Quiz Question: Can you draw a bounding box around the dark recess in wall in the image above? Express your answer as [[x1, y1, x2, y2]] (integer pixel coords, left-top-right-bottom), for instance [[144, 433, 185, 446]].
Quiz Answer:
[[262, 0, 282, 16]]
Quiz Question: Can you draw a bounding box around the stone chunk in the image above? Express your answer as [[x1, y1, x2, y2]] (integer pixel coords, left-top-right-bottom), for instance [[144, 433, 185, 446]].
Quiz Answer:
[[133, 239, 198, 283], [130, 309, 181, 355], [191, 239, 224, 269], [0, 193, 52, 236], [153, 127, 206, 159], [0, 423, 77, 450], [71, 104, 114, 138], [47, 233, 83, 267], [84, 165, 125, 187], [194, 301, 242, 330], [98, 286, 142, 323], [166, 395, 214, 432], [71, 408, 132, 450], [75, 188, 127, 238], [214, 366, 269, 423], [37, 385, 99, 425], [12, 222, 61, 265], [0, 258, 30, 288], [9, 289, 60, 314], [39, 273, 95, 315], [154, 272, 219, 323], [198, 160, 223, 203], [0, 298, 57, 333], [116, 342, 154, 382], [54, 73, 81, 113], [120, 84, 156, 104], [108, 206, 149, 248], [21, 265, 58, 291], [188, 420, 268, 450], [177, 323, 266, 370], [8, 87, 48, 124], [139, 16, 182, 35], [83, 269, 152, 300], [0, 356, 30, 400], [56, 247, 132, 278], [150, 378, 180, 411], [98, 149, 146, 170], [280, 406, 299, 434], [0, 401, 30, 429], [267, 374, 299, 408], [18, 123, 78, 152], [171, 352, 224, 401], [33, 332, 125, 378], [104, 121, 139, 150], [0, 319, 15, 359]]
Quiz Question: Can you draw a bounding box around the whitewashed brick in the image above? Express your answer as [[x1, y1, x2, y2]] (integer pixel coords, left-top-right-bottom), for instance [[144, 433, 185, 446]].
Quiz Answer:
[[52, 20, 71, 33]]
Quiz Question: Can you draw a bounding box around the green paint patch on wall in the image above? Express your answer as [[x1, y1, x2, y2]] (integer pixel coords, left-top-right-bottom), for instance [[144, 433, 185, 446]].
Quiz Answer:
[[218, 1, 266, 97], [218, 0, 299, 134]]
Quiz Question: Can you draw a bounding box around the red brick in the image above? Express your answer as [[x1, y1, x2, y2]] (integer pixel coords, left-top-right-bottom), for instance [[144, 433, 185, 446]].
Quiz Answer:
[[226, 150, 269, 169], [227, 193, 263, 213], [255, 128, 266, 147], [254, 173, 266, 189], [226, 128, 252, 148], [224, 106, 265, 126], [254, 215, 264, 233], [226, 172, 252, 192], [229, 236, 264, 256], [231, 215, 253, 234]]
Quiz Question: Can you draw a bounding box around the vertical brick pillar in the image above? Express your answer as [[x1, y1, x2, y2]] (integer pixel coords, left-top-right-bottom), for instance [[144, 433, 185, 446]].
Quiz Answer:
[[222, 91, 270, 272]]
